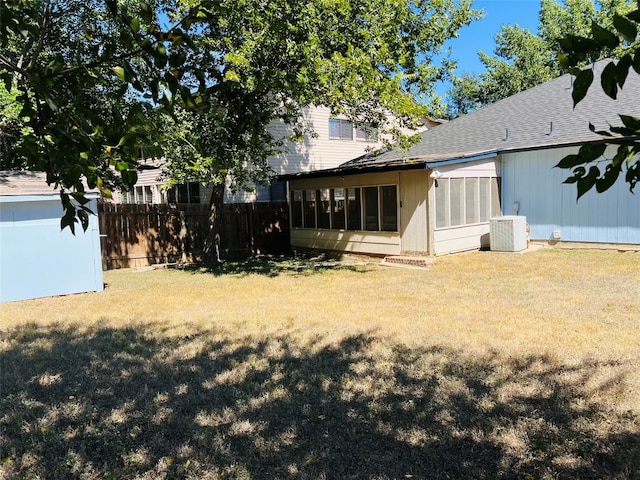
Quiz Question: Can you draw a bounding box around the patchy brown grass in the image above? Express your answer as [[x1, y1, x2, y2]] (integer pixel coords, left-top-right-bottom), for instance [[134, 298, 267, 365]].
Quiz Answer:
[[1, 249, 639, 479]]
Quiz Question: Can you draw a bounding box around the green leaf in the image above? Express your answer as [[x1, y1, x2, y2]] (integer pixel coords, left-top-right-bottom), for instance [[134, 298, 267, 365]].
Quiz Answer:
[[578, 142, 607, 162], [225, 70, 241, 82], [600, 62, 618, 99], [588, 123, 613, 137], [121, 169, 138, 187], [572, 68, 594, 106], [595, 162, 621, 193], [555, 154, 584, 169], [169, 52, 187, 68], [130, 17, 140, 33], [613, 14, 637, 43], [625, 159, 639, 192], [140, 1, 152, 24], [2, 72, 12, 91], [105, 0, 117, 16], [619, 115, 640, 131], [591, 22, 619, 49], [78, 210, 90, 231], [614, 54, 633, 89], [576, 166, 600, 200], [112, 66, 126, 81], [627, 8, 640, 22], [558, 35, 599, 55]]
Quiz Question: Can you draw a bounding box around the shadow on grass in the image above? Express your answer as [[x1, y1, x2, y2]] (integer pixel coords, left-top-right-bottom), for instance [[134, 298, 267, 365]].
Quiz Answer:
[[181, 252, 374, 278], [1, 324, 639, 479]]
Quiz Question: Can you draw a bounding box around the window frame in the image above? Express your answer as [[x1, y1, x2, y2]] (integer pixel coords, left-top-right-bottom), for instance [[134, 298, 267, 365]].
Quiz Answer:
[[434, 176, 502, 230], [355, 124, 378, 142], [328, 118, 354, 140], [290, 184, 398, 233]]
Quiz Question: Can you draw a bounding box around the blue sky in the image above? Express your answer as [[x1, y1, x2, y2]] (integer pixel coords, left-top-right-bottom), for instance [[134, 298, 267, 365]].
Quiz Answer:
[[436, 0, 542, 97]]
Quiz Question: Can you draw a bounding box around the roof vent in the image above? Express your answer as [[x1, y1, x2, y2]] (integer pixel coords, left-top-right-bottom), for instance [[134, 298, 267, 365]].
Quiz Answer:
[[546, 121, 554, 136], [502, 128, 510, 142]]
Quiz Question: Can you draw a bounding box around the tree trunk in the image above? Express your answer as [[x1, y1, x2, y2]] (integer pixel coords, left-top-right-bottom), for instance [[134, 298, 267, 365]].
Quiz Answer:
[[203, 184, 224, 264]]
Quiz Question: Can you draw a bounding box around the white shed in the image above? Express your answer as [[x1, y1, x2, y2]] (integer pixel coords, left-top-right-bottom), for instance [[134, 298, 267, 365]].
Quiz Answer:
[[0, 171, 104, 303]]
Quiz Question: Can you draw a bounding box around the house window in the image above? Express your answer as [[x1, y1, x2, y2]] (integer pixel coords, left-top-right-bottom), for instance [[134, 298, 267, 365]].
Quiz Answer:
[[329, 118, 353, 140], [465, 178, 478, 224], [317, 189, 331, 229], [270, 181, 287, 202], [291, 190, 303, 227], [303, 189, 316, 228], [435, 179, 450, 229], [435, 177, 501, 229], [168, 183, 200, 204], [347, 188, 361, 230], [363, 186, 379, 231], [355, 125, 378, 142], [290, 184, 398, 232], [381, 185, 397, 231], [479, 178, 490, 223], [331, 188, 346, 230], [450, 179, 464, 226]]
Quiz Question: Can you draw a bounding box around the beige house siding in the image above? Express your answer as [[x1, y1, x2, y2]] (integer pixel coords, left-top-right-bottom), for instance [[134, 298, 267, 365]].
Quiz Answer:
[[399, 170, 430, 254], [291, 230, 401, 256]]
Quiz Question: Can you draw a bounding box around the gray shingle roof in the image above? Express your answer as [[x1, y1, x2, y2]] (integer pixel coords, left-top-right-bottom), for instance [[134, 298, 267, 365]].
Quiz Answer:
[[284, 60, 640, 178]]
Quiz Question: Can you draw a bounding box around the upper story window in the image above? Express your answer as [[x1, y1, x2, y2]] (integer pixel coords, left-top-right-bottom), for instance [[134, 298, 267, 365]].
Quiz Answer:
[[355, 125, 378, 142], [329, 118, 353, 140], [329, 118, 378, 142]]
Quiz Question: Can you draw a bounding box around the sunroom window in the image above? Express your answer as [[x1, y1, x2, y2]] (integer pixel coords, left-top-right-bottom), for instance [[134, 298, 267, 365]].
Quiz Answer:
[[347, 188, 362, 230], [317, 189, 331, 229], [381, 185, 398, 231], [303, 189, 316, 228], [291, 190, 303, 227], [435, 177, 501, 229], [290, 185, 398, 233], [331, 188, 346, 230]]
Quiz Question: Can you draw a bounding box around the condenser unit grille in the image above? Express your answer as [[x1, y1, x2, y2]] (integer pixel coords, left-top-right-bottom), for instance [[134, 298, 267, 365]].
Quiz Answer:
[[490, 216, 527, 252]]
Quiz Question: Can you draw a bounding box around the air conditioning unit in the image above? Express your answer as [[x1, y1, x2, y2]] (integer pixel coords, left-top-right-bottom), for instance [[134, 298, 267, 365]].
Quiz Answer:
[[490, 216, 527, 252]]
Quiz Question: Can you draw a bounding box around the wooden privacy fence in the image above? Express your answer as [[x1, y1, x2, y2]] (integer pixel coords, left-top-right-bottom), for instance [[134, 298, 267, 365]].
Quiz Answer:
[[98, 202, 290, 270]]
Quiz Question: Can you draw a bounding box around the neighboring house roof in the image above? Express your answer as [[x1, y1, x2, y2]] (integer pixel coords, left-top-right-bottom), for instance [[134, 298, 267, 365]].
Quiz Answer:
[[283, 59, 640, 179], [0, 171, 99, 197]]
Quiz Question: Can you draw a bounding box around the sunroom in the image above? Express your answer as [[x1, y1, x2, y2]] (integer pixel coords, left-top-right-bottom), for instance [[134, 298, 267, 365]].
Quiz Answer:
[[283, 152, 502, 257]]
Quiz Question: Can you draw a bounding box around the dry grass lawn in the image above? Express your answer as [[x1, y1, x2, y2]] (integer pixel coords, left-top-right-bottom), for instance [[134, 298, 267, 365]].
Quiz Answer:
[[1, 248, 639, 479]]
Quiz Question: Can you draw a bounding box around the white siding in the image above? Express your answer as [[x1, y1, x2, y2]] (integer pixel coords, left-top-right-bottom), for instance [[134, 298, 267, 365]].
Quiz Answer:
[[434, 158, 500, 178], [433, 224, 491, 255], [502, 148, 640, 244]]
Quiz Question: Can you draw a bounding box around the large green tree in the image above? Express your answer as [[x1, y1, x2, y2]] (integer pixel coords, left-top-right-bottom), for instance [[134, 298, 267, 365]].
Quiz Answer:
[[446, 0, 636, 117], [1, 0, 479, 247]]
